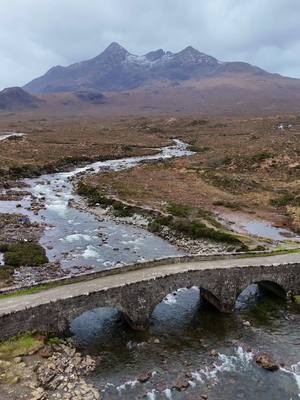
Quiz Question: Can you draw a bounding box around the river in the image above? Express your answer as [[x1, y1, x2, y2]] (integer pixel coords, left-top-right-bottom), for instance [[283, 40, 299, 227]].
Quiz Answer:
[[0, 138, 299, 399], [0, 140, 193, 270]]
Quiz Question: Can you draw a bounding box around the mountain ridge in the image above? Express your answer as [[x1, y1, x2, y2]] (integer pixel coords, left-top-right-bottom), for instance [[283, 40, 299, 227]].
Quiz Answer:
[[23, 42, 271, 93]]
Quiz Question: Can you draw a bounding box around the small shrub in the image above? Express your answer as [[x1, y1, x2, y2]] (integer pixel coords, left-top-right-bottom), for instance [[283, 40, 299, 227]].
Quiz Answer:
[[167, 202, 192, 218], [212, 200, 241, 210], [189, 145, 210, 153], [148, 220, 162, 233], [47, 336, 62, 346], [112, 202, 133, 217], [77, 181, 113, 207], [270, 192, 294, 207], [251, 151, 273, 163], [189, 119, 208, 126], [0, 266, 14, 282], [0, 243, 9, 252]]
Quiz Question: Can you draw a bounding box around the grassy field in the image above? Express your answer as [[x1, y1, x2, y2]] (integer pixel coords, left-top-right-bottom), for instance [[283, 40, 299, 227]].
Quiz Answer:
[[80, 115, 300, 235], [0, 115, 171, 180], [1, 113, 300, 245]]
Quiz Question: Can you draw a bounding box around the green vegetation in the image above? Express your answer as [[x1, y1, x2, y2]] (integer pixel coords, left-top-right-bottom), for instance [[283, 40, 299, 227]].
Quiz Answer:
[[0, 285, 46, 299], [203, 171, 259, 193], [149, 213, 241, 244], [77, 181, 133, 217], [189, 144, 210, 153], [270, 192, 300, 207], [166, 202, 223, 228], [77, 192, 242, 245], [167, 202, 193, 218], [189, 119, 209, 126], [1, 242, 48, 267], [47, 336, 62, 346], [77, 181, 113, 207], [0, 281, 71, 300], [251, 151, 273, 163], [0, 266, 14, 283], [0, 333, 43, 360], [172, 219, 241, 243], [212, 200, 242, 210], [111, 201, 134, 217]]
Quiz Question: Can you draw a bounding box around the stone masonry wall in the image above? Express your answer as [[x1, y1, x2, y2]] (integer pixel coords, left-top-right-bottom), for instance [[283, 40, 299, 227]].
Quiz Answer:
[[0, 262, 299, 340]]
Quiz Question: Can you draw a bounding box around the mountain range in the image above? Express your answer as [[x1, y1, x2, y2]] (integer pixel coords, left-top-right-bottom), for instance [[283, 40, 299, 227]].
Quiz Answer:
[[24, 42, 269, 93], [1, 43, 300, 115]]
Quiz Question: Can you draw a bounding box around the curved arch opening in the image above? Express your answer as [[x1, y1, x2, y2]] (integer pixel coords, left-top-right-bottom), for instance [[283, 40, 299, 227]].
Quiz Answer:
[[150, 286, 201, 331], [256, 280, 286, 298], [148, 286, 239, 346], [236, 281, 286, 311], [70, 307, 132, 349], [149, 286, 226, 334]]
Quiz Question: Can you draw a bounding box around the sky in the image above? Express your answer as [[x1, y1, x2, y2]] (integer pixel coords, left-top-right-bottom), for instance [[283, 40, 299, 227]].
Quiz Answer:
[[1, 0, 300, 89]]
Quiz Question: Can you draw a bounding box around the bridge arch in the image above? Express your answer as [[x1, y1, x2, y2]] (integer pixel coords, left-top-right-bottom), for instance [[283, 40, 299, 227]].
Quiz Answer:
[[236, 279, 287, 307], [129, 282, 226, 331], [255, 280, 286, 298]]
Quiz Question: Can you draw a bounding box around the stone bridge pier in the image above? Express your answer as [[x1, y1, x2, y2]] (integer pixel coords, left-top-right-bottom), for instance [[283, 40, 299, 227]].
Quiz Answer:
[[0, 260, 299, 340]]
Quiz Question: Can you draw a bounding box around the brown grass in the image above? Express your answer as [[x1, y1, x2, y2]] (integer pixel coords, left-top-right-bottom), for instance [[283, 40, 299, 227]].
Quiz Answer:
[[82, 115, 300, 232]]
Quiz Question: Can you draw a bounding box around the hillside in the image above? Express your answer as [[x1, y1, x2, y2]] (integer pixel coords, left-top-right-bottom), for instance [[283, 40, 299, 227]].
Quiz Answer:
[[0, 87, 40, 111]]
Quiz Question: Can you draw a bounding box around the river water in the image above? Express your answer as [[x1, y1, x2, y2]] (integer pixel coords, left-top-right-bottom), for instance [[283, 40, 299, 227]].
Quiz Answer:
[[72, 288, 300, 399], [0, 138, 299, 398], [0, 140, 193, 270]]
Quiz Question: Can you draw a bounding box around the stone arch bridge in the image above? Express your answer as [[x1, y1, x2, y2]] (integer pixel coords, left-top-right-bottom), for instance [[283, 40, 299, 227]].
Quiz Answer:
[[0, 253, 299, 340]]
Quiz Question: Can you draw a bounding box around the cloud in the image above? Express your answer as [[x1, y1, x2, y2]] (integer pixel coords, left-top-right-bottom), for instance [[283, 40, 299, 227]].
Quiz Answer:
[[0, 0, 300, 88]]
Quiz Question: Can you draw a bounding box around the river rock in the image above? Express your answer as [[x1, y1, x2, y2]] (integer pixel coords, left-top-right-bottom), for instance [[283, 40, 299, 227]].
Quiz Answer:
[[210, 349, 218, 357], [256, 353, 279, 371], [173, 375, 190, 391], [137, 371, 152, 383], [39, 345, 53, 358]]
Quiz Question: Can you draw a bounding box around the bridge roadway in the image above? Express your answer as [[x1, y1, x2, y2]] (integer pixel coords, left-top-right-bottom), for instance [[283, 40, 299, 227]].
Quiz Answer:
[[0, 252, 299, 339]]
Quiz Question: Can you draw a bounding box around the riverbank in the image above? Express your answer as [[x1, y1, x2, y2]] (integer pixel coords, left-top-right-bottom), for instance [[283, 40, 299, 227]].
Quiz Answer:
[[0, 333, 99, 400], [74, 179, 273, 254], [0, 213, 94, 288]]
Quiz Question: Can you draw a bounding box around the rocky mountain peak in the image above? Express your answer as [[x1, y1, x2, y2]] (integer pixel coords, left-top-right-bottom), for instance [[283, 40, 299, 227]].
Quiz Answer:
[[98, 42, 129, 58], [145, 49, 167, 62], [175, 46, 218, 65]]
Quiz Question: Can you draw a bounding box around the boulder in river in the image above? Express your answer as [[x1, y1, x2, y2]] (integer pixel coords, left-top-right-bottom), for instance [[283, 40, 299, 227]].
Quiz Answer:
[[173, 375, 190, 391], [137, 371, 152, 383], [256, 353, 279, 371]]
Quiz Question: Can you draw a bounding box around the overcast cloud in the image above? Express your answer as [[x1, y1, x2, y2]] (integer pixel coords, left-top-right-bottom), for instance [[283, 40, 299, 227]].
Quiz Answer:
[[1, 0, 300, 88]]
